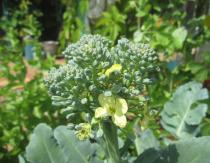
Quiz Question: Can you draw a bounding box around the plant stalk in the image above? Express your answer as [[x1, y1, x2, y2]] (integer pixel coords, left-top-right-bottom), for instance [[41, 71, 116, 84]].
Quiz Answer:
[[101, 121, 121, 163]]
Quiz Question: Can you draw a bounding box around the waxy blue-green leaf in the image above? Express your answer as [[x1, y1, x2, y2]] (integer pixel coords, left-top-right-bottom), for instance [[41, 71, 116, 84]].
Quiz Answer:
[[26, 124, 102, 163], [18, 155, 26, 163], [161, 82, 208, 138], [134, 136, 210, 163], [26, 124, 67, 163], [134, 129, 160, 155], [54, 126, 102, 163]]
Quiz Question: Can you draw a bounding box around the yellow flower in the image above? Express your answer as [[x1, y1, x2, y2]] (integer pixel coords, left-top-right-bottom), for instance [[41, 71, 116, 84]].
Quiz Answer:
[[105, 64, 122, 76], [95, 94, 128, 128], [75, 123, 92, 140]]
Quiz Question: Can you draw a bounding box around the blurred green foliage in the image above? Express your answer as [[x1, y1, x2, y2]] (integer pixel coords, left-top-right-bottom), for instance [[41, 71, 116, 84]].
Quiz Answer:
[[0, 0, 65, 162], [0, 0, 210, 162], [58, 0, 89, 51]]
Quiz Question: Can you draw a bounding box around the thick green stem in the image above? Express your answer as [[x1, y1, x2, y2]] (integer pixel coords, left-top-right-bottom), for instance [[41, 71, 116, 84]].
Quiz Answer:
[[101, 121, 121, 163]]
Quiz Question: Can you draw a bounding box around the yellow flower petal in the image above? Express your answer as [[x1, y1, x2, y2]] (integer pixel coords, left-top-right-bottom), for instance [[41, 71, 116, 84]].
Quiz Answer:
[[105, 64, 122, 76], [95, 107, 108, 118], [115, 98, 128, 115], [112, 114, 127, 128], [98, 94, 115, 108], [97, 94, 128, 128]]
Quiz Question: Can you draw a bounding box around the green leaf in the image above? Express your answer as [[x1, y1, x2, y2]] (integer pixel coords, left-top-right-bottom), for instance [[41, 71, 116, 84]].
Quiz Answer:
[[201, 122, 210, 136], [195, 69, 208, 82], [54, 126, 102, 163], [26, 124, 67, 163], [203, 52, 210, 63], [134, 136, 210, 163], [26, 124, 102, 163], [172, 27, 187, 49], [161, 82, 208, 138], [134, 128, 159, 155], [18, 155, 26, 163], [186, 62, 204, 74], [154, 33, 170, 47]]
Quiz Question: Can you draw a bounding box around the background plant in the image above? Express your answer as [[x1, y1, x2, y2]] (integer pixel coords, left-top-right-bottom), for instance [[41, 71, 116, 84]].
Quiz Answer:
[[1, 0, 210, 162], [0, 1, 65, 162], [23, 36, 210, 163]]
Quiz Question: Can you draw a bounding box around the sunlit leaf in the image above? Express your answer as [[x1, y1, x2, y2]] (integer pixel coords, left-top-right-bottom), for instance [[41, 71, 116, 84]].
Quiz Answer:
[[161, 82, 208, 138], [172, 27, 187, 49]]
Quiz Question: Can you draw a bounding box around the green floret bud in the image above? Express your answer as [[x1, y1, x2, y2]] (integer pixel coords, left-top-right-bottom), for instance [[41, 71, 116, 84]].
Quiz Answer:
[[63, 34, 113, 68], [45, 34, 159, 127]]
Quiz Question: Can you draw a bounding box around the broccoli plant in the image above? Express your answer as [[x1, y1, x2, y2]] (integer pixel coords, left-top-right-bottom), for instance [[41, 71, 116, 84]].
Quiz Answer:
[[23, 35, 210, 163], [45, 35, 159, 129]]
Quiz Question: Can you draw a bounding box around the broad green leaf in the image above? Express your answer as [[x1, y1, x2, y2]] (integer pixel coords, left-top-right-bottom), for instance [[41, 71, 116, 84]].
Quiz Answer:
[[18, 155, 26, 163], [154, 33, 170, 47], [134, 128, 159, 155], [26, 124, 102, 163], [54, 126, 102, 163], [195, 69, 208, 82], [134, 136, 210, 163], [186, 61, 209, 81], [136, 4, 151, 17], [26, 124, 67, 163], [161, 82, 208, 138], [186, 62, 203, 74], [172, 27, 187, 49], [201, 122, 210, 136]]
